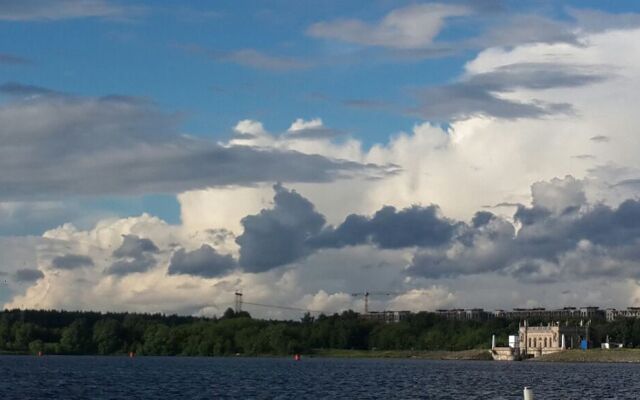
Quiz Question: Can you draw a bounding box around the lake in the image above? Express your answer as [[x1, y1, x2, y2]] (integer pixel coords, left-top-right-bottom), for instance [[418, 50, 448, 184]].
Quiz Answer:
[[0, 356, 637, 399]]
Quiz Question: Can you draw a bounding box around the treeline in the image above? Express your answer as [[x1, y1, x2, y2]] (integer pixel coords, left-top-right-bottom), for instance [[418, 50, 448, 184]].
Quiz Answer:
[[0, 308, 638, 356]]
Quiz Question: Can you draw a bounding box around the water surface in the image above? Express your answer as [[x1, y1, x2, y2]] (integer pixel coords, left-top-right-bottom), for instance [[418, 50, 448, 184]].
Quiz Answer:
[[0, 356, 637, 399]]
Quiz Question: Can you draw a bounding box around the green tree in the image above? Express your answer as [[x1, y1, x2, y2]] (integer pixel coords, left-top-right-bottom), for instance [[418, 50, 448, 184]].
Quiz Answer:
[[28, 339, 44, 354], [142, 323, 174, 355], [12, 322, 37, 350], [60, 319, 92, 354], [93, 319, 122, 355]]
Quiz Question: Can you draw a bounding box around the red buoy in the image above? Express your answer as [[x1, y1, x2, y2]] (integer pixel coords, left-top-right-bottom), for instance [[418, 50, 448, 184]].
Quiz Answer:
[[294, 354, 300, 361]]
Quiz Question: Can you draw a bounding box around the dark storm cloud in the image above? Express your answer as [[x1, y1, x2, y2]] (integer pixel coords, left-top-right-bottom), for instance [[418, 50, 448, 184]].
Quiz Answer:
[[106, 235, 159, 276], [471, 211, 495, 228], [106, 257, 155, 276], [311, 205, 458, 249], [413, 63, 607, 120], [236, 184, 326, 272], [168, 245, 236, 278], [14, 268, 44, 282], [0, 54, 32, 65], [409, 179, 640, 282], [112, 235, 158, 259], [0, 88, 381, 201], [514, 205, 552, 226], [234, 185, 457, 271], [52, 254, 94, 270], [223, 177, 634, 282]]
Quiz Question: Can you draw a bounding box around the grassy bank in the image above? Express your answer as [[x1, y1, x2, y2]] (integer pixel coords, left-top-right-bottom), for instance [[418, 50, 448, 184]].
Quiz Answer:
[[533, 349, 640, 363], [311, 348, 493, 360]]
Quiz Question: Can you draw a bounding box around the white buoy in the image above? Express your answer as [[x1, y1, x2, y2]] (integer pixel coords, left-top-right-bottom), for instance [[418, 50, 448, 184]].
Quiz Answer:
[[523, 387, 534, 400]]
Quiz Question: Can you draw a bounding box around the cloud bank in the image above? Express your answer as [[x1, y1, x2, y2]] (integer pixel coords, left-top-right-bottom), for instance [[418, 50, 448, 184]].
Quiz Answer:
[[0, 92, 381, 201]]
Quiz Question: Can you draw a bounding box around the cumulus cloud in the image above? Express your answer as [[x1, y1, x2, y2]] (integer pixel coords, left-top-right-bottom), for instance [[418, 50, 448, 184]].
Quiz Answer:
[[7, 176, 640, 315], [168, 245, 236, 278], [387, 287, 456, 311], [52, 254, 94, 270], [171, 27, 640, 314], [531, 175, 586, 214]]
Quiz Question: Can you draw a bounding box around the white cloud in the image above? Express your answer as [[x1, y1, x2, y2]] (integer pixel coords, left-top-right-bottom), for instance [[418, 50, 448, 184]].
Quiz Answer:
[[307, 3, 470, 49], [288, 118, 323, 132], [388, 287, 456, 311]]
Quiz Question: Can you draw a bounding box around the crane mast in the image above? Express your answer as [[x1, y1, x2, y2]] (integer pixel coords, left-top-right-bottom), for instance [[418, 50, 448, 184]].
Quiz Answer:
[[351, 291, 400, 314]]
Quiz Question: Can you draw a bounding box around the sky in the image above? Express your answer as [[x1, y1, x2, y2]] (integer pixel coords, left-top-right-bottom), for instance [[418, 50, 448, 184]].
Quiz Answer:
[[3, 0, 640, 318]]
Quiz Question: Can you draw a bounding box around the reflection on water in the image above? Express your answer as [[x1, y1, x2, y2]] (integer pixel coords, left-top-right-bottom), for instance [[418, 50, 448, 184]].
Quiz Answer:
[[0, 356, 637, 399]]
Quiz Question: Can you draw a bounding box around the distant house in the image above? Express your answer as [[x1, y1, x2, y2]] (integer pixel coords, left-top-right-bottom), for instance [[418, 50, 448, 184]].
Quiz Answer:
[[360, 310, 410, 323], [491, 321, 588, 360], [519, 321, 587, 357], [605, 307, 640, 321]]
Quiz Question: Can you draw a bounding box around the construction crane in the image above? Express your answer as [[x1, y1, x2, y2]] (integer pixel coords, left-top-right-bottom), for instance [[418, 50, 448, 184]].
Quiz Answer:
[[351, 291, 401, 314]]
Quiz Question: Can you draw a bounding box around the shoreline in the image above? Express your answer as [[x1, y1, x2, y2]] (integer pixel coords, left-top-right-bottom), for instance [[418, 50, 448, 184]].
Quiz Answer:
[[312, 348, 640, 363], [6, 348, 640, 363], [309, 349, 493, 360], [529, 349, 640, 363]]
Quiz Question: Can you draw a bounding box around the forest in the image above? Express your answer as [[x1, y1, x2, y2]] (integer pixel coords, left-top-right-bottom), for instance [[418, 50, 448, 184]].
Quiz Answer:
[[0, 308, 638, 356]]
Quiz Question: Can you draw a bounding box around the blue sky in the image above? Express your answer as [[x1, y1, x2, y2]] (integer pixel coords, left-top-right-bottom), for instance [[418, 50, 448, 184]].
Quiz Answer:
[[4, 1, 640, 314], [6, 0, 627, 145]]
